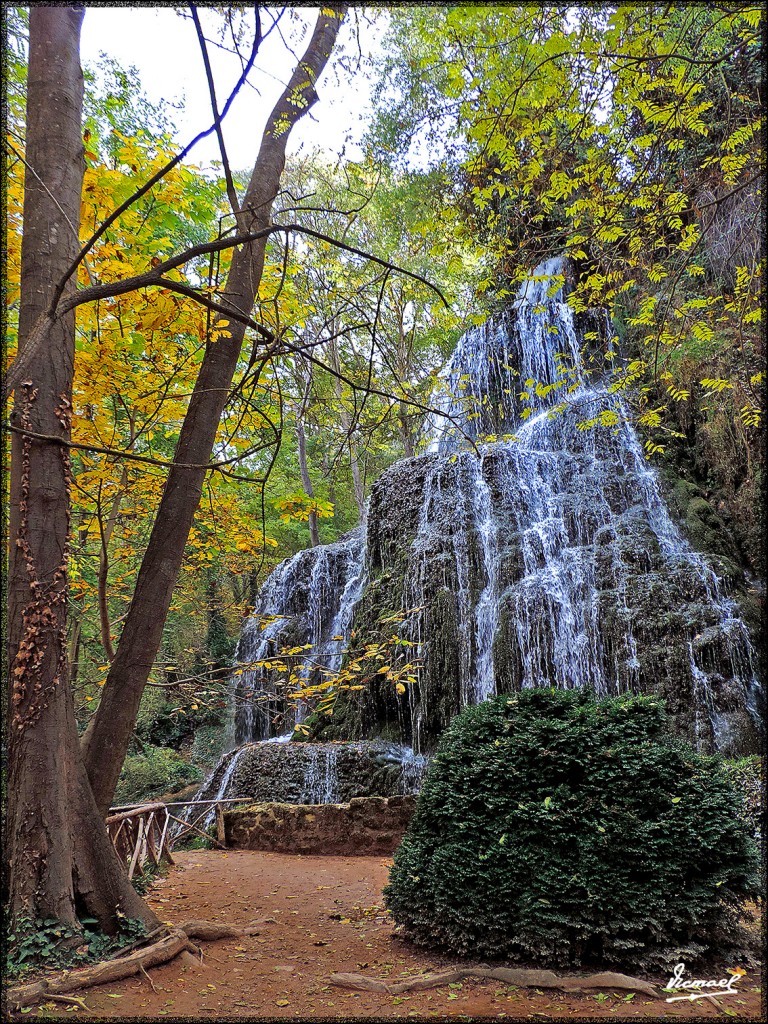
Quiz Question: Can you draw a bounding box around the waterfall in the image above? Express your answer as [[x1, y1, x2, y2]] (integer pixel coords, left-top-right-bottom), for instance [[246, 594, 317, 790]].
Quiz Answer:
[[193, 254, 760, 821], [365, 255, 761, 754], [169, 743, 248, 837], [230, 528, 366, 742]]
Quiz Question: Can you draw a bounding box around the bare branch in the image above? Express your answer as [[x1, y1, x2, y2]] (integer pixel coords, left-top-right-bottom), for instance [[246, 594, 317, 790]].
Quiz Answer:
[[189, 4, 251, 216], [3, 423, 272, 481]]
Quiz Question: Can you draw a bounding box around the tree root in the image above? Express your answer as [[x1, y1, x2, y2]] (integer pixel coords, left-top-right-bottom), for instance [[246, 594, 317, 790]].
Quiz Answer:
[[329, 966, 660, 998], [6, 919, 271, 1011]]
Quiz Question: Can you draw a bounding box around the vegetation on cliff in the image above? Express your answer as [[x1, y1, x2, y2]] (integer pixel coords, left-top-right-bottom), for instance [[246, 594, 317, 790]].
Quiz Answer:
[[3, 3, 762, 982]]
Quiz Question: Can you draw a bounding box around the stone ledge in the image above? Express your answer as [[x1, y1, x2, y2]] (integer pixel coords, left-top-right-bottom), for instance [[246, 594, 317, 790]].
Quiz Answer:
[[224, 795, 417, 855]]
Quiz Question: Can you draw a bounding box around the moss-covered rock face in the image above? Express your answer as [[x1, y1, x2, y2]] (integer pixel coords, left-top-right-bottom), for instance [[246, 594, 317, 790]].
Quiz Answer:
[[384, 690, 760, 969], [229, 264, 762, 761], [341, 413, 762, 755], [194, 740, 425, 806]]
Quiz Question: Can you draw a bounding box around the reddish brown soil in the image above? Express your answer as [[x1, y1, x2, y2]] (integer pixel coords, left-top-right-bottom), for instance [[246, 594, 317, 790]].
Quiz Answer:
[[36, 850, 764, 1020]]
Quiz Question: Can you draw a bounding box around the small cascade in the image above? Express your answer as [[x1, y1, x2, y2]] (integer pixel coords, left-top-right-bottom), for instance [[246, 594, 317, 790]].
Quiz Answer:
[[231, 528, 366, 742], [170, 744, 247, 836], [397, 747, 429, 795], [300, 745, 340, 804], [182, 739, 426, 816]]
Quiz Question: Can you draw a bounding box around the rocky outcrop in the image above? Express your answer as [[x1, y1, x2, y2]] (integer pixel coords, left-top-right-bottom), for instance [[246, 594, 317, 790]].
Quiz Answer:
[[224, 795, 417, 855], [227, 257, 763, 761], [215, 740, 425, 805], [307, 265, 763, 756], [310, 417, 763, 756]]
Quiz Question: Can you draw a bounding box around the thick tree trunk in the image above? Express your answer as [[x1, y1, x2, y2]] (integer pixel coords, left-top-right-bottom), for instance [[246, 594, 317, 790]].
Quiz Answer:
[[81, 6, 347, 815], [6, 7, 158, 934]]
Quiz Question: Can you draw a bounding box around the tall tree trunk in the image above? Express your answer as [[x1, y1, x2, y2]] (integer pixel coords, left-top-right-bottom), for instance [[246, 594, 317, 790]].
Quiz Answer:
[[395, 309, 416, 458], [81, 6, 346, 815], [6, 7, 158, 934], [296, 367, 319, 546], [297, 416, 320, 547], [327, 334, 366, 517], [97, 467, 128, 662]]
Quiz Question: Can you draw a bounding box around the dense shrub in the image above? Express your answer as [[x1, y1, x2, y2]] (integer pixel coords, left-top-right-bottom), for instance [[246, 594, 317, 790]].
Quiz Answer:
[[720, 755, 764, 845], [384, 689, 759, 969], [114, 746, 202, 805]]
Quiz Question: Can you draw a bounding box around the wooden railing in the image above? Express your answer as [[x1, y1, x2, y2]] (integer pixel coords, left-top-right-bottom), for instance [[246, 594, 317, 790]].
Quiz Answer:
[[163, 797, 250, 848], [106, 802, 174, 879], [107, 797, 250, 872]]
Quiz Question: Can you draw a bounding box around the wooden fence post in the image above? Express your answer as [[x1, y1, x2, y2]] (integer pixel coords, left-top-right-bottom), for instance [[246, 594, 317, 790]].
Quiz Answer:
[[215, 802, 226, 847]]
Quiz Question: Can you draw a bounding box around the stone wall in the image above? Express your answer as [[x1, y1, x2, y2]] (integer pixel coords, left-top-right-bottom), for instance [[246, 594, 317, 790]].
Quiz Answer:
[[223, 795, 417, 855]]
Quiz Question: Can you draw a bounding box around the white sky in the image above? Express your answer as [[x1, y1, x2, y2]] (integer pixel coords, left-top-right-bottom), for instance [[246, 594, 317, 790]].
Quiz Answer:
[[79, 6, 382, 173]]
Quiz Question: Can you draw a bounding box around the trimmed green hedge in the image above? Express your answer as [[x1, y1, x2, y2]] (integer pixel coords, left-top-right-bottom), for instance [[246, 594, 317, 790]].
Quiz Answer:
[[384, 689, 759, 968]]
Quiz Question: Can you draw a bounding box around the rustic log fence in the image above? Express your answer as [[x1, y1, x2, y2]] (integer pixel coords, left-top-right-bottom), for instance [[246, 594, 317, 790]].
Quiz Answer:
[[107, 798, 250, 872], [106, 802, 173, 879]]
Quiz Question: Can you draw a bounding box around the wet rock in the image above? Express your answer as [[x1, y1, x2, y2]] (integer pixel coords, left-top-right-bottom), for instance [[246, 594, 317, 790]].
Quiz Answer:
[[226, 257, 762, 761]]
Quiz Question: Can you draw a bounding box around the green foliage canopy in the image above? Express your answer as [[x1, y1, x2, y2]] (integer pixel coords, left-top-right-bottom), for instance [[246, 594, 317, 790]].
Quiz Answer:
[[370, 5, 764, 449]]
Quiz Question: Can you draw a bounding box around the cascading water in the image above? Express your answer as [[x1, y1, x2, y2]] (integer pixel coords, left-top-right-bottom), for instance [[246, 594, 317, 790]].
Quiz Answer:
[[184, 256, 761, 823], [361, 256, 762, 755], [230, 528, 366, 743], [300, 745, 341, 804]]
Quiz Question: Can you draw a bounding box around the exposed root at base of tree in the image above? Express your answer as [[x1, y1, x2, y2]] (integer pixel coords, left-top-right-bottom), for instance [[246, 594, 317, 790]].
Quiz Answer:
[[6, 919, 270, 1011], [329, 966, 660, 998]]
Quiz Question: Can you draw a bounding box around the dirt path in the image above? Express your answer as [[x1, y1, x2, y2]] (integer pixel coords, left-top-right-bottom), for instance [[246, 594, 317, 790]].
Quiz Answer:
[[37, 850, 762, 1020]]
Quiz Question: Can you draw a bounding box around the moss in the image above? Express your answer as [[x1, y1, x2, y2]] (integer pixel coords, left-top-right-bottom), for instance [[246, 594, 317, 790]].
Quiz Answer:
[[299, 688, 365, 742], [492, 595, 522, 694], [114, 746, 202, 805]]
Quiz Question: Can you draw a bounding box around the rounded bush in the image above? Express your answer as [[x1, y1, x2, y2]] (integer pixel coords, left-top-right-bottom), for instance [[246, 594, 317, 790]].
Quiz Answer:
[[384, 689, 759, 968]]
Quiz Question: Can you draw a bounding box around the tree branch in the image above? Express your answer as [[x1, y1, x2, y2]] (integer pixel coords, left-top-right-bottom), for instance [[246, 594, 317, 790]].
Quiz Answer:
[[189, 4, 248, 217], [3, 423, 272, 481], [5, 222, 445, 402]]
